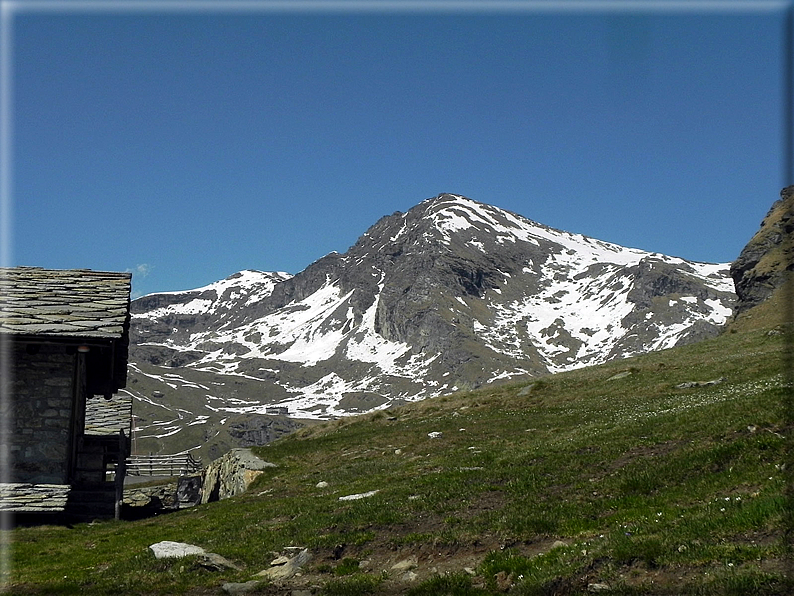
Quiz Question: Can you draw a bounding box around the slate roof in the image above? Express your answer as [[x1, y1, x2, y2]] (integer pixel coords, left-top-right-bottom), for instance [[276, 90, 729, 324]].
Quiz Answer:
[[0, 267, 132, 339], [85, 393, 133, 435], [0, 483, 70, 512]]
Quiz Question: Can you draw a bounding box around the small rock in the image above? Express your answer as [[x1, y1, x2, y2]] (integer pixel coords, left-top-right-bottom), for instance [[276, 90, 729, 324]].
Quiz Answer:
[[676, 377, 726, 389], [149, 541, 205, 559], [495, 571, 514, 591], [588, 583, 611, 592], [391, 556, 418, 571], [551, 540, 567, 549], [607, 371, 632, 381], [255, 549, 312, 581], [196, 552, 242, 571], [270, 555, 290, 566], [464, 567, 476, 575], [339, 490, 379, 501], [222, 580, 261, 595], [394, 449, 403, 455], [402, 571, 418, 582], [428, 431, 443, 439], [316, 481, 329, 488]]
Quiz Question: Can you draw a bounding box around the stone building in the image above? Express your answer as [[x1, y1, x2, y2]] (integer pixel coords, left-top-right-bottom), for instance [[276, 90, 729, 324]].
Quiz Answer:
[[0, 267, 132, 520]]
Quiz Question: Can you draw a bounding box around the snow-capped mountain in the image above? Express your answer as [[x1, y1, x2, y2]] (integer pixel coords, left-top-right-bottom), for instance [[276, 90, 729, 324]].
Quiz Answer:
[[126, 194, 735, 456]]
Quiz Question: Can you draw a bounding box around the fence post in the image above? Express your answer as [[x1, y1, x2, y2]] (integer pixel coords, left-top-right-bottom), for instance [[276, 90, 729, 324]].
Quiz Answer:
[[115, 429, 127, 521]]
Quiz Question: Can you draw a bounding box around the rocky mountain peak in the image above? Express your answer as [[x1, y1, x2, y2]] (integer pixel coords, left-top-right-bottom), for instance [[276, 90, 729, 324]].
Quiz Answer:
[[126, 193, 736, 456]]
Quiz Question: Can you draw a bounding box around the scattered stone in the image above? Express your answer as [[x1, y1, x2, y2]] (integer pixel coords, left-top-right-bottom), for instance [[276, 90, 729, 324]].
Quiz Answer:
[[391, 556, 418, 571], [464, 567, 476, 575], [255, 549, 312, 581], [402, 571, 419, 582], [149, 541, 205, 559], [222, 580, 261, 595], [676, 377, 727, 389], [588, 582, 611, 592], [316, 481, 329, 488], [394, 449, 403, 455], [607, 371, 632, 381], [270, 555, 290, 566], [495, 571, 514, 591], [338, 490, 379, 501], [196, 552, 242, 571], [428, 431, 443, 439], [748, 425, 757, 433], [551, 540, 568, 550]]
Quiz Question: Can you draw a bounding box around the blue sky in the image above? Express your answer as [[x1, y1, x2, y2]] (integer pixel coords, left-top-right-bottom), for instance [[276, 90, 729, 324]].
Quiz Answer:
[[4, 1, 789, 297]]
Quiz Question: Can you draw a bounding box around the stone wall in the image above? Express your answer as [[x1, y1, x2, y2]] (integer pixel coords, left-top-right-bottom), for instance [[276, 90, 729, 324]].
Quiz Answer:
[[9, 343, 76, 484], [201, 448, 276, 503]]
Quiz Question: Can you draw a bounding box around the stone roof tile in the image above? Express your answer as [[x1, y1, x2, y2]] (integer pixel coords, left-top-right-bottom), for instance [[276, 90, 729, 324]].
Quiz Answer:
[[0, 267, 132, 339]]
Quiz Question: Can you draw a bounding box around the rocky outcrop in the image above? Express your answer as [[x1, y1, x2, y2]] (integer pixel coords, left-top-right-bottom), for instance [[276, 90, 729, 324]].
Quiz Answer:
[[730, 186, 794, 313], [200, 448, 276, 504], [227, 416, 297, 447], [149, 541, 242, 571]]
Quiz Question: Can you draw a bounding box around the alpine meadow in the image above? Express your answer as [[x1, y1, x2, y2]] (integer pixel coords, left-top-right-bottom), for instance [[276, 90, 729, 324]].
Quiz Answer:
[[5, 187, 793, 595]]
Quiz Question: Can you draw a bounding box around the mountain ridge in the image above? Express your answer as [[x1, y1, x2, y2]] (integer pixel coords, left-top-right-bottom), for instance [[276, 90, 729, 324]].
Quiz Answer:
[[126, 193, 735, 457]]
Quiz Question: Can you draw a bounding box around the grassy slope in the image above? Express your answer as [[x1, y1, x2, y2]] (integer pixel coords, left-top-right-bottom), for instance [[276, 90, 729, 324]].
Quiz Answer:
[[5, 302, 790, 595]]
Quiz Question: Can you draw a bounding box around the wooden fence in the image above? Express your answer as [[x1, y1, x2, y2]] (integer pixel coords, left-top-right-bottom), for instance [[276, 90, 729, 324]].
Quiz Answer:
[[126, 453, 202, 477]]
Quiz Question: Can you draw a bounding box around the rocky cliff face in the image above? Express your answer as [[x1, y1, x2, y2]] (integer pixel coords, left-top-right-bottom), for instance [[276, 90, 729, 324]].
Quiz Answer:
[[730, 186, 794, 313], [125, 193, 736, 455]]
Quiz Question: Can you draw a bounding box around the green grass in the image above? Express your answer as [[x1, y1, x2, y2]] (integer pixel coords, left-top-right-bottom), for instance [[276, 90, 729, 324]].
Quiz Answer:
[[4, 319, 791, 594]]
